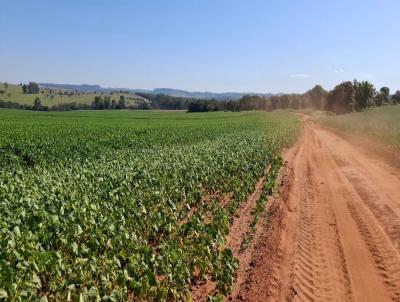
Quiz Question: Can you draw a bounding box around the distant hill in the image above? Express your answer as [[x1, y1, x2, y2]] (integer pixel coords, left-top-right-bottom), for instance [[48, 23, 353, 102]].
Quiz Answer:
[[149, 88, 274, 101], [39, 83, 104, 93], [0, 83, 148, 107], [39, 83, 274, 100]]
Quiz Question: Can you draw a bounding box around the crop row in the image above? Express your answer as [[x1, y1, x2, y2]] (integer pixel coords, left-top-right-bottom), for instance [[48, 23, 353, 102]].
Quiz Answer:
[[0, 110, 299, 301]]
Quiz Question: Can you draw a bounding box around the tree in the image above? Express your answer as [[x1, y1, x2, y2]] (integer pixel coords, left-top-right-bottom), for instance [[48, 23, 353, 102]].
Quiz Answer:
[[289, 94, 300, 110], [91, 96, 104, 109], [4, 82, 8, 90], [270, 96, 280, 110], [33, 97, 42, 110], [103, 96, 111, 109], [225, 100, 238, 112], [306, 85, 328, 110], [118, 95, 126, 109], [326, 81, 354, 114], [392, 91, 400, 104], [279, 95, 290, 109], [22, 84, 28, 94], [27, 82, 40, 94], [138, 101, 151, 110], [380, 87, 390, 104], [375, 87, 390, 106], [299, 95, 309, 108], [352, 80, 376, 111], [380, 87, 390, 100], [187, 101, 208, 112]]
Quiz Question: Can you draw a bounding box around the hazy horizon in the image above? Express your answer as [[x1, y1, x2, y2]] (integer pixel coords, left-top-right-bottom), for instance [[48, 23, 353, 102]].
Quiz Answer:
[[1, 0, 399, 94]]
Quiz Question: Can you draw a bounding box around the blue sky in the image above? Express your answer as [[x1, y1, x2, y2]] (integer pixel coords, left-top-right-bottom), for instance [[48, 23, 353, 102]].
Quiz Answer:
[[1, 0, 399, 93]]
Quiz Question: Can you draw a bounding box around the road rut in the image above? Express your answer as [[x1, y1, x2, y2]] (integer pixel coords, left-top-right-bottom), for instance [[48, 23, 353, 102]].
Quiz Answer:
[[235, 117, 400, 301]]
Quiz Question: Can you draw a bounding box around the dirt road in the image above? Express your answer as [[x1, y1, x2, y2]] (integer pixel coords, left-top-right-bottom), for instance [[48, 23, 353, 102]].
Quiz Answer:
[[234, 117, 400, 301]]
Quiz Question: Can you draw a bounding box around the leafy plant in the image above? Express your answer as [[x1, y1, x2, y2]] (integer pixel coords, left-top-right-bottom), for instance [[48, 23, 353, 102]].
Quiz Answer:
[[0, 110, 299, 301]]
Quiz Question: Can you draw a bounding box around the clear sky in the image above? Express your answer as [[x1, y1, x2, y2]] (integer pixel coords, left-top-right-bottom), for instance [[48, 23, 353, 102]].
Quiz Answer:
[[1, 0, 399, 93]]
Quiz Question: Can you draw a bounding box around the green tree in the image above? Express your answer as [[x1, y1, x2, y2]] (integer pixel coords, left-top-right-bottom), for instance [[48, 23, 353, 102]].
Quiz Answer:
[[33, 97, 42, 110], [22, 84, 28, 94], [279, 95, 290, 109], [326, 81, 354, 114], [91, 96, 104, 109], [28, 82, 40, 94], [306, 85, 328, 110], [270, 96, 280, 110], [380, 87, 390, 104], [105, 96, 112, 109], [289, 94, 300, 109], [118, 95, 126, 109], [392, 91, 400, 104], [4, 82, 8, 90], [375, 87, 390, 106], [352, 80, 375, 111], [111, 99, 117, 109]]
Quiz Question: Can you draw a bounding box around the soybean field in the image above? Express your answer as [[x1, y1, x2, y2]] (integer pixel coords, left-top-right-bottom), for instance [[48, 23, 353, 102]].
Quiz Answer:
[[0, 110, 299, 301]]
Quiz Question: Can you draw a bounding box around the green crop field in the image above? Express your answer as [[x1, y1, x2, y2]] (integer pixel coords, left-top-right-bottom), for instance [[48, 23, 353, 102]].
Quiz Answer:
[[0, 109, 299, 301], [0, 83, 146, 107]]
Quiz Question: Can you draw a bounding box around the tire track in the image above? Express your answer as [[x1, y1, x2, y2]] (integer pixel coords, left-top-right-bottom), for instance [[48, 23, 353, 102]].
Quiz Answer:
[[259, 117, 400, 302], [224, 116, 400, 302], [311, 125, 400, 301], [283, 126, 352, 302]]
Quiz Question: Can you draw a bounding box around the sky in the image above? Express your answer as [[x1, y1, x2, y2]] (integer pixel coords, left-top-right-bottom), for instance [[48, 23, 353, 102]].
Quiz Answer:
[[0, 0, 399, 93]]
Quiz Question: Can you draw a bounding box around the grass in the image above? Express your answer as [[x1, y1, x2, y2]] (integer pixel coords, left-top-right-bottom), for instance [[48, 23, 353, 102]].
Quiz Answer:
[[316, 105, 400, 149], [0, 82, 146, 107]]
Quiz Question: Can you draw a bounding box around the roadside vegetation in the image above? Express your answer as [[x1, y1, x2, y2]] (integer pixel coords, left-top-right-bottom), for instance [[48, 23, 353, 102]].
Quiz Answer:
[[316, 105, 400, 150], [0, 110, 299, 301], [210, 80, 399, 114]]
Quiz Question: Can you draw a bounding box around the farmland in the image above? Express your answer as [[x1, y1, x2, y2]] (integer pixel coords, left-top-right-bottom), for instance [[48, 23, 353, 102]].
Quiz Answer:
[[0, 109, 299, 301], [0, 83, 147, 107]]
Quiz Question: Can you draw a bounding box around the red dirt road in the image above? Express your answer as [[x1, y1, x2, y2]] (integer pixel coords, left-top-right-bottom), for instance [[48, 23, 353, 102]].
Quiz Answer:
[[234, 117, 400, 301]]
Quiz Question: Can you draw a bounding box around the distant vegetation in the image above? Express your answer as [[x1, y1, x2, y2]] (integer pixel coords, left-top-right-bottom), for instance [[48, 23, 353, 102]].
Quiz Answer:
[[21, 82, 39, 94], [0, 82, 149, 111], [38, 83, 273, 100], [1, 80, 399, 114], [317, 105, 400, 150], [186, 80, 400, 114]]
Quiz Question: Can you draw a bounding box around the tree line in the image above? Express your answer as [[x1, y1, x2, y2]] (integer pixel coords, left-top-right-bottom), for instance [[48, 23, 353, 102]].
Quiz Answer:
[[135, 93, 193, 110], [186, 80, 400, 114], [0, 98, 91, 111], [1, 80, 399, 113], [90, 95, 128, 110], [21, 82, 40, 94], [0, 82, 11, 98]]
